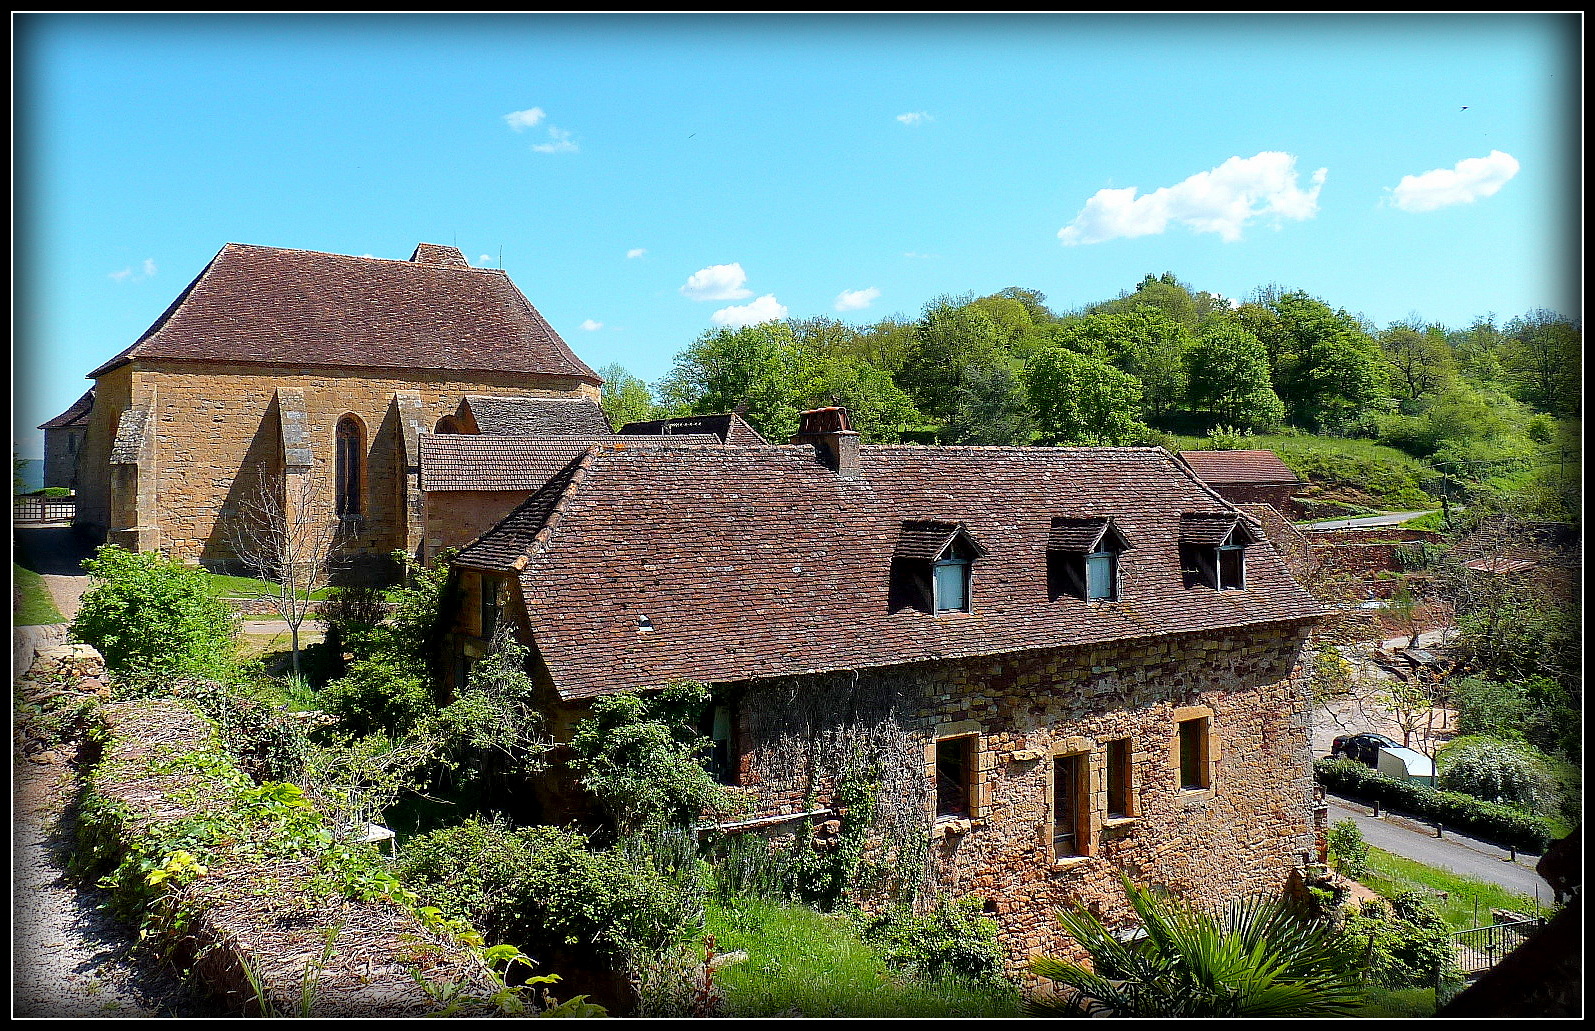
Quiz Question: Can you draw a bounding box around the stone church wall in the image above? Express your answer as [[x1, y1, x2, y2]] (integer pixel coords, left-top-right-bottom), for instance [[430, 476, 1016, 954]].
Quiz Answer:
[[79, 360, 595, 581]]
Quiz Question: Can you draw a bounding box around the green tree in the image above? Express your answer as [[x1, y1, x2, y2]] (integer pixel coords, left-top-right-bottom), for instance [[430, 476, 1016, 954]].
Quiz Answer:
[[1500, 309, 1581, 415], [898, 300, 1009, 424], [597, 362, 659, 429], [1090, 271, 1202, 332], [1273, 292, 1391, 432], [1052, 309, 1192, 422], [1186, 319, 1286, 431], [1341, 895, 1462, 994], [1025, 348, 1146, 444], [1380, 325, 1457, 410], [656, 323, 807, 440], [1029, 874, 1362, 1017], [943, 362, 1035, 444], [795, 352, 922, 443], [1326, 819, 1370, 880], [70, 545, 241, 681]]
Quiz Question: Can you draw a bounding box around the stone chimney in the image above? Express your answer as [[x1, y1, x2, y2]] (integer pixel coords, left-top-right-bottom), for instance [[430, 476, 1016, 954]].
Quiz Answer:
[[791, 407, 861, 478]]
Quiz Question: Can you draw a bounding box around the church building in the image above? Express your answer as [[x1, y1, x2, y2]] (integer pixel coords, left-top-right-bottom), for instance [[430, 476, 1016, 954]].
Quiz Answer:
[[51, 241, 601, 581]]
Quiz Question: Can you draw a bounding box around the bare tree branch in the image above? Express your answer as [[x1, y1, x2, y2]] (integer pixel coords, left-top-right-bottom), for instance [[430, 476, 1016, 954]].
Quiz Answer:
[[227, 464, 348, 678]]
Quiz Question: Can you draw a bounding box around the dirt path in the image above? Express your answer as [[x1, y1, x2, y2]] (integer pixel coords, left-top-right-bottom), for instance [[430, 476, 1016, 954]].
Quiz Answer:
[[11, 752, 214, 1017]]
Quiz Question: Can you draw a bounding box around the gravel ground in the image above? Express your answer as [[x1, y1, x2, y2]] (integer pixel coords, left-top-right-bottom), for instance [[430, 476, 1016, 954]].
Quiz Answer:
[[11, 751, 217, 1018]]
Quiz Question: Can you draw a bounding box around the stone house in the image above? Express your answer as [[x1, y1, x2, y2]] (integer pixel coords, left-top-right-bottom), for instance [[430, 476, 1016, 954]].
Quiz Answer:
[[1177, 449, 1303, 515], [47, 241, 600, 580], [441, 408, 1325, 974], [37, 388, 95, 491]]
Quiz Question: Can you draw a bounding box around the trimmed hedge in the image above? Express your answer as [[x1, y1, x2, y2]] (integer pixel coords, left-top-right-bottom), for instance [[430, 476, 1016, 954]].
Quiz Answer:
[[1314, 758, 1557, 854]]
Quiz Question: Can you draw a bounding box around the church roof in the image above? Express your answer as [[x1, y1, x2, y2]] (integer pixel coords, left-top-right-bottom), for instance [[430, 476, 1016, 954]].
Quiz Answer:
[[459, 395, 614, 436], [86, 243, 600, 383]]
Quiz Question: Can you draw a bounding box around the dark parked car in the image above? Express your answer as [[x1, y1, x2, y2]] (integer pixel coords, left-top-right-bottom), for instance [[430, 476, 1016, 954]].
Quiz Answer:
[[1330, 732, 1400, 766]]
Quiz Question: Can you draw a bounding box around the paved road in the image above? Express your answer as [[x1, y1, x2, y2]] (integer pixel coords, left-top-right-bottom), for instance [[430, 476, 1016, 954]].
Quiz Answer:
[[1299, 510, 1439, 531], [1325, 796, 1549, 903]]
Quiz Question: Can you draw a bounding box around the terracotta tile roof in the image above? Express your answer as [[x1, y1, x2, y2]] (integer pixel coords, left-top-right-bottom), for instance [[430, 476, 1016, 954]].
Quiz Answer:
[[419, 433, 722, 493], [1177, 449, 1300, 485], [460, 395, 613, 436], [454, 452, 596, 571], [39, 389, 95, 430], [462, 445, 1324, 700], [1179, 511, 1253, 546], [85, 243, 600, 383], [618, 412, 770, 445], [1047, 516, 1130, 553], [893, 521, 988, 561]]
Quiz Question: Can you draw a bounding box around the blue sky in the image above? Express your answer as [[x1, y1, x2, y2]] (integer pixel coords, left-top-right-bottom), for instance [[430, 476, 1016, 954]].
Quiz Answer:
[[12, 13, 1582, 457]]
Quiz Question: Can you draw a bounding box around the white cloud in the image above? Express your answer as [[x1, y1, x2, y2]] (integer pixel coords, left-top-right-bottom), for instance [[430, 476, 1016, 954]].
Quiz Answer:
[[1058, 152, 1327, 245], [896, 111, 932, 126], [1389, 150, 1520, 213], [680, 262, 752, 301], [578, 319, 603, 331], [903, 251, 938, 260], [712, 294, 788, 328], [531, 126, 578, 154], [504, 107, 547, 131], [626, 248, 646, 260], [835, 287, 880, 312], [109, 259, 158, 282]]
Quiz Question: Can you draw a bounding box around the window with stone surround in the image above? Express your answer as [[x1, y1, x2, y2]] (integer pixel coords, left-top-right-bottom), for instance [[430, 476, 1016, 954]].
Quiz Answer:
[[1177, 714, 1211, 790], [335, 415, 365, 519], [1105, 738, 1133, 819], [936, 735, 975, 817], [1052, 752, 1089, 859]]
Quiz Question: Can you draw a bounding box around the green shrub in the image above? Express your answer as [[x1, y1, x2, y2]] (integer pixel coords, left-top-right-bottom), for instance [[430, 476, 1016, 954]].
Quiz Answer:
[[568, 682, 740, 837], [1341, 894, 1462, 994], [1437, 739, 1558, 814], [1313, 759, 1556, 853], [859, 897, 1008, 988], [396, 820, 692, 970], [70, 545, 240, 681], [1326, 819, 1370, 880]]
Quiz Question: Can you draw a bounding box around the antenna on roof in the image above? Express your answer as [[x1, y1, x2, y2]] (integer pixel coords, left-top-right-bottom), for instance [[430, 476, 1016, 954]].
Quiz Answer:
[[499, 247, 503, 269]]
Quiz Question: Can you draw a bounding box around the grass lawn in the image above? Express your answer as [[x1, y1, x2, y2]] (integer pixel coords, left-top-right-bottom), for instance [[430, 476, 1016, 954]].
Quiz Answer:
[[12, 563, 64, 625], [1359, 845, 1555, 931], [204, 571, 334, 601], [702, 897, 1020, 1018]]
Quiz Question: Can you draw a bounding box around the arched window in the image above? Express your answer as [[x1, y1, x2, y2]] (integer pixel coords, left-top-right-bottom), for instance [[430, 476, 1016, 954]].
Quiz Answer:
[[335, 415, 364, 518]]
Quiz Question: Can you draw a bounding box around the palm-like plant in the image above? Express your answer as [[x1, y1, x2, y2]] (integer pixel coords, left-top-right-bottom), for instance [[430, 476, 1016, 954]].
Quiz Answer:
[[1029, 874, 1363, 1017]]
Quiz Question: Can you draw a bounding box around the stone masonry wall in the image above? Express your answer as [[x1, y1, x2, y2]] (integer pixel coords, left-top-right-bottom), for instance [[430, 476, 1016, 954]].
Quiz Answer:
[[81, 361, 595, 577], [423, 489, 533, 561], [728, 620, 1317, 978]]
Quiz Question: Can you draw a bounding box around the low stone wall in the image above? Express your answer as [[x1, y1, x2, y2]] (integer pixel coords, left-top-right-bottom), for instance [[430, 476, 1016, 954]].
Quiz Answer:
[[82, 697, 506, 1016]]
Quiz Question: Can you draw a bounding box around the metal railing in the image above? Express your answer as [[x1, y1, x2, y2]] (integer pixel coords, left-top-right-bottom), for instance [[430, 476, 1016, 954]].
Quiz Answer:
[[1452, 919, 1539, 977], [12, 496, 76, 523]]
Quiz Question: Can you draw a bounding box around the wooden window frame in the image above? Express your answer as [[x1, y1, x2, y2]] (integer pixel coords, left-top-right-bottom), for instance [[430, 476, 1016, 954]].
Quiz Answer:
[[1172, 706, 1218, 793], [1105, 737, 1134, 819], [927, 721, 986, 822]]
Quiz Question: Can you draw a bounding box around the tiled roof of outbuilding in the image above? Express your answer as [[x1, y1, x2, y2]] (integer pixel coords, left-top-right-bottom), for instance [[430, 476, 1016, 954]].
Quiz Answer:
[[619, 412, 770, 445], [86, 243, 600, 383], [39, 389, 95, 430], [1177, 449, 1300, 485], [418, 433, 722, 493], [460, 445, 1324, 700], [460, 395, 613, 437]]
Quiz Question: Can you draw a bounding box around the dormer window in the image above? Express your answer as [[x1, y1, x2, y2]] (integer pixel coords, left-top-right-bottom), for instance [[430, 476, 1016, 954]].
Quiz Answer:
[[1049, 517, 1132, 603], [1180, 513, 1256, 591], [892, 520, 988, 615], [933, 558, 970, 612]]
